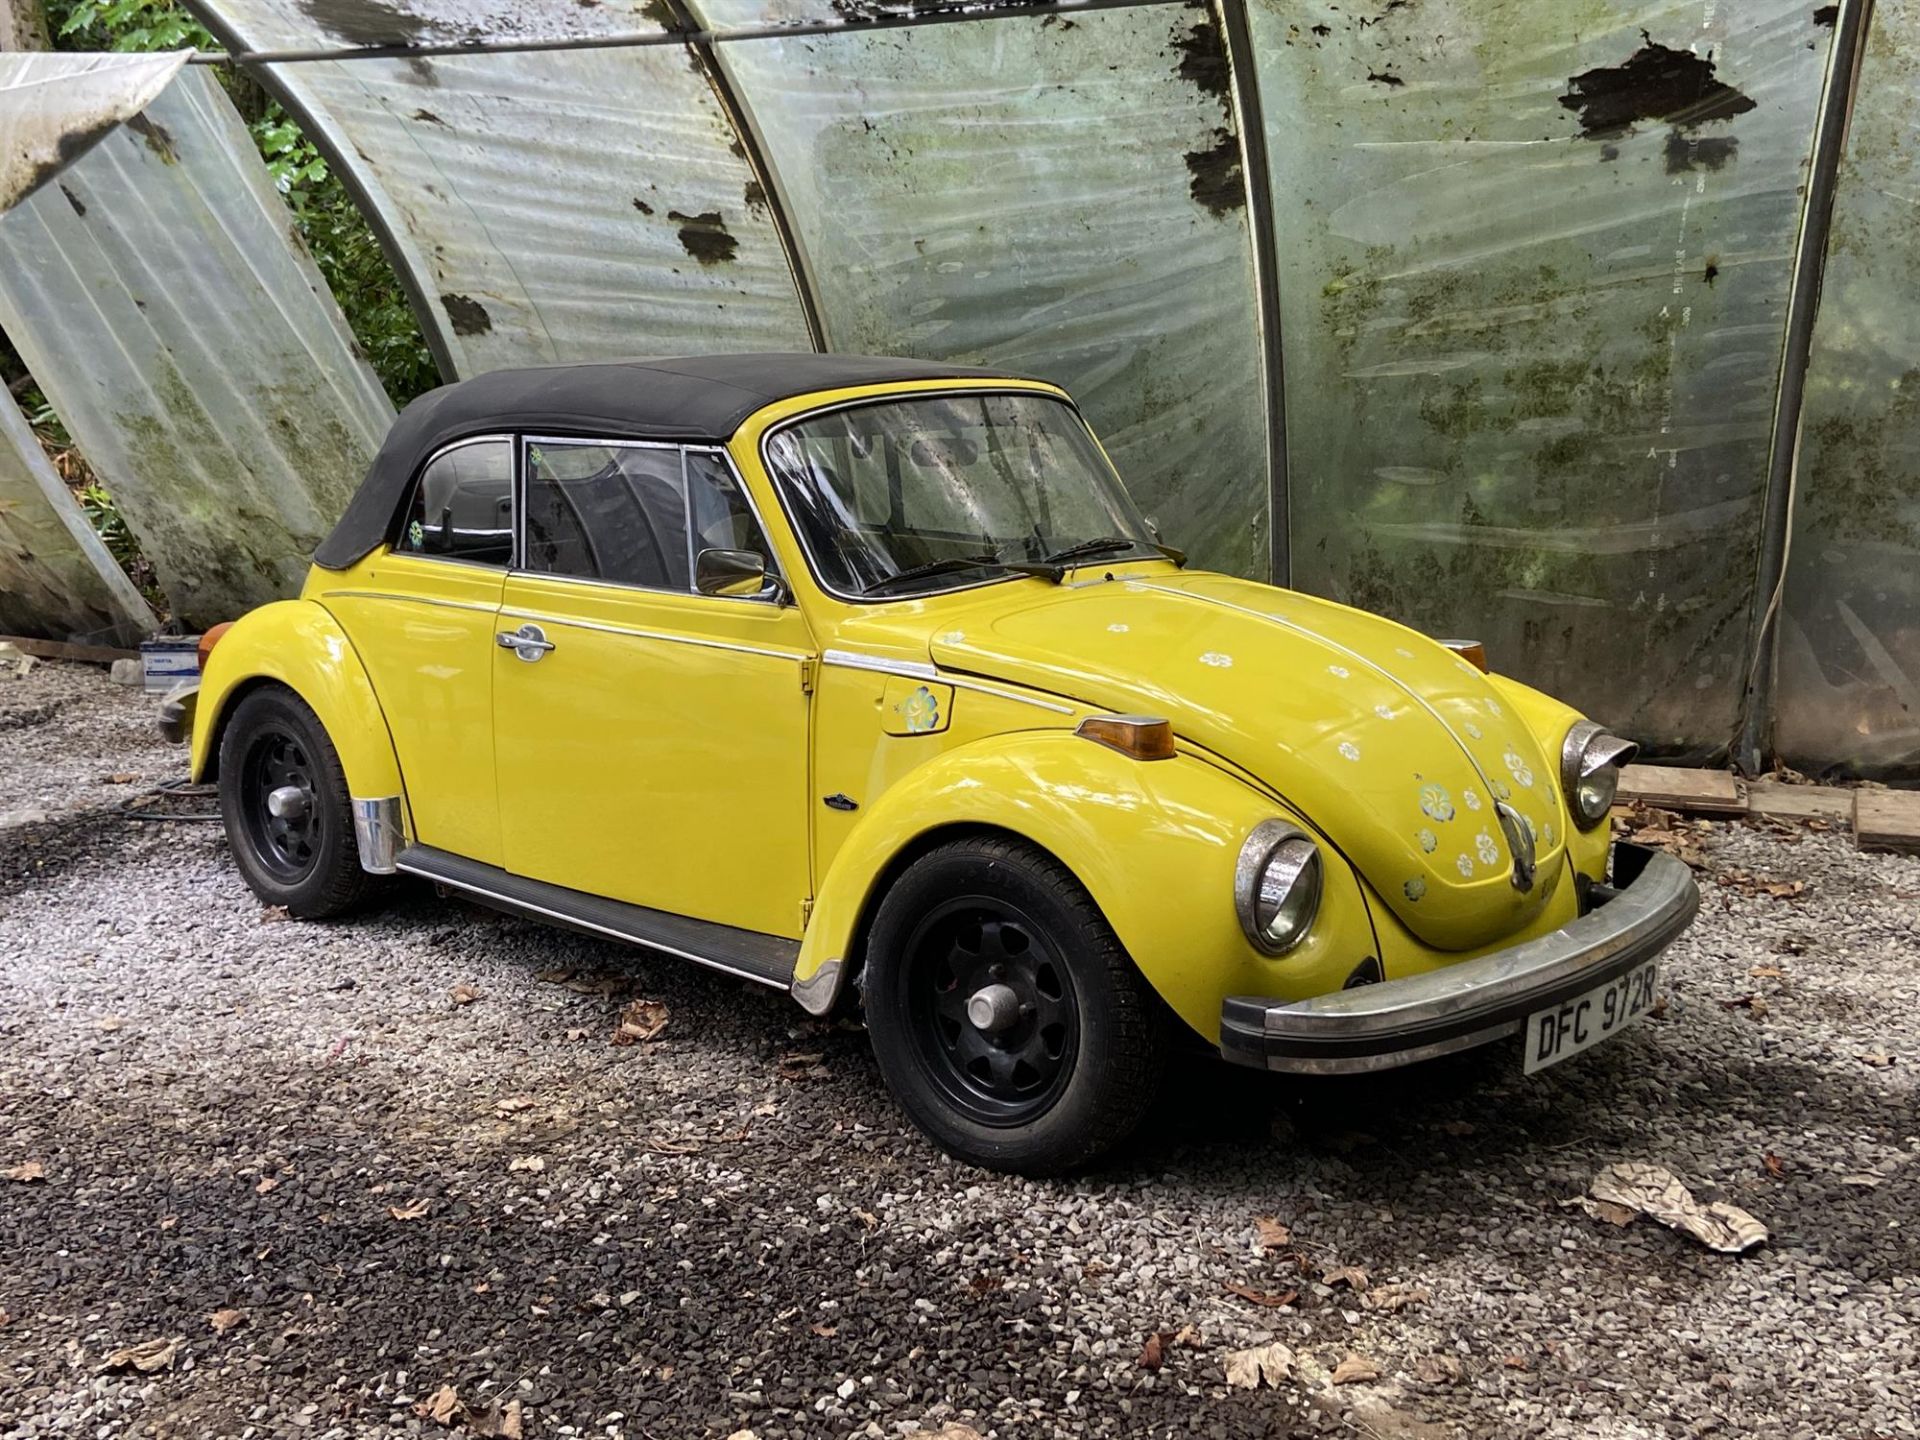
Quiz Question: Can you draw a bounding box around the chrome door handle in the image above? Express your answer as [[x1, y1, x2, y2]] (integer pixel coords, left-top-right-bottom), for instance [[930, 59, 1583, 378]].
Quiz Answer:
[[497, 623, 556, 661]]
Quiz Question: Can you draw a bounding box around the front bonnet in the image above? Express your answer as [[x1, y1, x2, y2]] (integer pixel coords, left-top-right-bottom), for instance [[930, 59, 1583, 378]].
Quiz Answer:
[[929, 572, 1568, 951]]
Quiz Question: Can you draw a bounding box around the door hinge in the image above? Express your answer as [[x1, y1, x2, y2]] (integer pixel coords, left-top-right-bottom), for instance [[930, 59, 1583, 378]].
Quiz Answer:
[[799, 897, 814, 930], [798, 656, 817, 695]]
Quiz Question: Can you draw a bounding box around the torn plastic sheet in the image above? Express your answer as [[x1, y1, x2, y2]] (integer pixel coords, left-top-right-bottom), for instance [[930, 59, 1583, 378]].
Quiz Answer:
[[0, 51, 186, 215], [0, 65, 394, 629], [0, 391, 154, 646], [1568, 1161, 1768, 1254], [1249, 0, 1833, 759], [700, 1, 1272, 576]]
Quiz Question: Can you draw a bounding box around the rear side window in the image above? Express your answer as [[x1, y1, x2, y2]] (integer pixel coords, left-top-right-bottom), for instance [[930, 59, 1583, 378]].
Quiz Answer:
[[396, 438, 513, 565]]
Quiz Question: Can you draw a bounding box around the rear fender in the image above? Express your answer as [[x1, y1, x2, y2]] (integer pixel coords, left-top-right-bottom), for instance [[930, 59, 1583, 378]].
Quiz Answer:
[[192, 601, 406, 825], [791, 730, 1377, 1042]]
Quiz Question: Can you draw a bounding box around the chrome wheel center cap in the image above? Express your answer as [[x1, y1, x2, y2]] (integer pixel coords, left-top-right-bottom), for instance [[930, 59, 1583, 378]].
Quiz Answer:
[[965, 982, 1022, 1034], [267, 784, 311, 821]]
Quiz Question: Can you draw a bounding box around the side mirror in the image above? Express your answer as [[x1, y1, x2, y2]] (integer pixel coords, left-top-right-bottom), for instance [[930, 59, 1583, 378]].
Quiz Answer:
[[695, 547, 780, 600]]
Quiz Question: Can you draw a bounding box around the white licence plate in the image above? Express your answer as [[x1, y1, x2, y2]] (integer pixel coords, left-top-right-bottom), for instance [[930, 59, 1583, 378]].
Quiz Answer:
[[1523, 959, 1659, 1075]]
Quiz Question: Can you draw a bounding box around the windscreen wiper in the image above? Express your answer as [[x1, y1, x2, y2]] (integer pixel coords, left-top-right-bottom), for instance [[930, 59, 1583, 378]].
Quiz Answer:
[[1037, 535, 1187, 569], [861, 552, 1015, 596]]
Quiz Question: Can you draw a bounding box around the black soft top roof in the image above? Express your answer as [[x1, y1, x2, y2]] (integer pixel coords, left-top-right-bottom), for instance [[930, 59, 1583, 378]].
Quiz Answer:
[[314, 352, 1030, 571]]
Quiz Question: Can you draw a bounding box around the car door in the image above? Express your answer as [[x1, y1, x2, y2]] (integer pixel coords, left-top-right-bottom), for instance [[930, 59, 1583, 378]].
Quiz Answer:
[[492, 437, 816, 939], [323, 435, 510, 865]]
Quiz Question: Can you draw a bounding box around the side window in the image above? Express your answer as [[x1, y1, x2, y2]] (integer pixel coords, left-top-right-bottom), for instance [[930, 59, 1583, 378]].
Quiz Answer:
[[685, 450, 777, 576], [522, 440, 776, 596], [396, 438, 512, 564], [523, 441, 689, 589]]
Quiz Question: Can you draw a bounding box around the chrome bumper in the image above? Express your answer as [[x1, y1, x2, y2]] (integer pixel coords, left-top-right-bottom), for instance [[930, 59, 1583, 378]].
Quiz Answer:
[[1220, 844, 1699, 1075]]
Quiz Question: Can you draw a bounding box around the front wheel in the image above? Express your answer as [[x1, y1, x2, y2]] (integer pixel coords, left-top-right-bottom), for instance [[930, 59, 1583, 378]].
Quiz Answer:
[[862, 836, 1167, 1175], [217, 686, 378, 919]]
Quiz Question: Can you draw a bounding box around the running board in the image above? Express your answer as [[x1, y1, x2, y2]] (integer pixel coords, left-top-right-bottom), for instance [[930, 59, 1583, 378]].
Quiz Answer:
[[396, 846, 798, 990]]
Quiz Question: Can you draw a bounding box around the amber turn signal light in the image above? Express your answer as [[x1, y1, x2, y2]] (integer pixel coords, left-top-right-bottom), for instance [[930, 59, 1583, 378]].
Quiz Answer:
[[1440, 638, 1488, 672], [1075, 714, 1177, 761], [197, 621, 235, 672]]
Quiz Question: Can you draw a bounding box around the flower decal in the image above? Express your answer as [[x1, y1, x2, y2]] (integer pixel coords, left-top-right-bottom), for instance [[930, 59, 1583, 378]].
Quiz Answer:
[[1375, 703, 1396, 721], [1542, 820, 1555, 847], [1475, 831, 1500, 865], [1463, 788, 1482, 812], [1493, 779, 1512, 801], [1456, 853, 1475, 877], [1419, 783, 1455, 822], [898, 685, 942, 734], [1199, 651, 1234, 668], [1395, 647, 1414, 658], [1338, 741, 1361, 762], [1404, 877, 1427, 902], [1503, 747, 1535, 788], [1463, 721, 1482, 740], [937, 630, 965, 646], [1108, 623, 1130, 634], [1417, 827, 1437, 853], [1487, 698, 1504, 718], [1328, 664, 1350, 679]]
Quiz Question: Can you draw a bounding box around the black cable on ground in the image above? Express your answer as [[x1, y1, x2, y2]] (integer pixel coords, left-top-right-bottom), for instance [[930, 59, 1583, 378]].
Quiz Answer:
[[118, 776, 222, 823]]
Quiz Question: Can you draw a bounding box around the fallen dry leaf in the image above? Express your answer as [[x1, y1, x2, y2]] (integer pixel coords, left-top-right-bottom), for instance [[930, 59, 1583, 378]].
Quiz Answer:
[[611, 998, 670, 1045], [1762, 1153, 1786, 1179], [1581, 1162, 1767, 1253], [1332, 1353, 1382, 1385], [810, 1322, 837, 1338], [388, 1198, 431, 1221], [4, 1160, 46, 1183], [108, 772, 139, 785], [1840, 1173, 1883, 1188], [508, 1156, 545, 1174], [1223, 1281, 1297, 1308], [207, 1308, 246, 1335], [260, 905, 290, 923], [1503, 1352, 1532, 1372], [1363, 1283, 1431, 1313], [1253, 1216, 1292, 1250], [1223, 1341, 1293, 1390], [416, 1384, 461, 1425], [1322, 1264, 1370, 1292], [450, 983, 482, 1006], [1749, 965, 1785, 979], [853, 1209, 879, 1230], [1138, 1331, 1170, 1371], [1414, 1353, 1462, 1385], [922, 1429, 987, 1440], [255, 1175, 279, 1194], [94, 1016, 123, 1033], [98, 1336, 183, 1373], [494, 1095, 536, 1116], [1862, 1052, 1896, 1068], [1720, 994, 1770, 1019], [469, 1400, 524, 1439]]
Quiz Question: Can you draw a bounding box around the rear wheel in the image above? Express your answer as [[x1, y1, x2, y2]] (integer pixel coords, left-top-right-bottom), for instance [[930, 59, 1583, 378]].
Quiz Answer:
[[863, 836, 1167, 1175], [217, 686, 376, 918]]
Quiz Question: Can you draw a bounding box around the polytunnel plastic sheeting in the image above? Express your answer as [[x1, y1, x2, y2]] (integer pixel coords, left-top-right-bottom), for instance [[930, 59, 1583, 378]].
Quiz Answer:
[[1249, 0, 1833, 760], [0, 66, 395, 631], [194, 0, 816, 376], [0, 51, 188, 215], [0, 394, 154, 645], [1775, 0, 1920, 777], [701, 2, 1272, 577]]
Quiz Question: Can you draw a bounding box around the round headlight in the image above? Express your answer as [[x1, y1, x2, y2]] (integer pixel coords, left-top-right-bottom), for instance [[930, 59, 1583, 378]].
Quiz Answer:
[[1561, 720, 1639, 830], [1235, 821, 1323, 955]]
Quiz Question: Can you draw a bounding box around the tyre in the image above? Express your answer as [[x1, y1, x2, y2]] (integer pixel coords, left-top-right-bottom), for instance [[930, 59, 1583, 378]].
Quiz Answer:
[[862, 835, 1168, 1175], [217, 685, 377, 919]]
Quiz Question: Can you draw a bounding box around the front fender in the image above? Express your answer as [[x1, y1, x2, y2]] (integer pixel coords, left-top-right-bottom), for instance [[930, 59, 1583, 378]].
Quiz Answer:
[[793, 731, 1379, 1043], [191, 601, 405, 814], [1489, 673, 1608, 882]]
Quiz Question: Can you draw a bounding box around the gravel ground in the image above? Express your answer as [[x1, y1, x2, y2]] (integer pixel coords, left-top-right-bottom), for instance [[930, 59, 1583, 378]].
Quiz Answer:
[[1, 659, 1915, 1440]]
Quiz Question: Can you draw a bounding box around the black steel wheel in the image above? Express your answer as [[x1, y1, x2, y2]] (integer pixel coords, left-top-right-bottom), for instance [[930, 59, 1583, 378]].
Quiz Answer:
[[217, 685, 378, 918], [864, 835, 1167, 1175], [904, 897, 1080, 1127]]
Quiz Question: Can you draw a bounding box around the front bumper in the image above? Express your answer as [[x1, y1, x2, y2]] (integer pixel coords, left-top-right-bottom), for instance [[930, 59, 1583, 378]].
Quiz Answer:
[[1220, 843, 1698, 1075]]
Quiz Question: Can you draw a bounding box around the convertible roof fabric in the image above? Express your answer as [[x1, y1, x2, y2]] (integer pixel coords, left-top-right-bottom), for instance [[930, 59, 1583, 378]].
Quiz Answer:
[[314, 352, 1028, 569]]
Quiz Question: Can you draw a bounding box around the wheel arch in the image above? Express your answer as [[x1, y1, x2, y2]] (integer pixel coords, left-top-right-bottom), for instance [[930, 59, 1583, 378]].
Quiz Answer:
[[192, 601, 407, 823], [789, 730, 1326, 1041]]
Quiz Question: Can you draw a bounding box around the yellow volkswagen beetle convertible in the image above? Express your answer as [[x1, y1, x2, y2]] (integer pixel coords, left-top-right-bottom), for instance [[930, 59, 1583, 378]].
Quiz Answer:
[[177, 354, 1699, 1174]]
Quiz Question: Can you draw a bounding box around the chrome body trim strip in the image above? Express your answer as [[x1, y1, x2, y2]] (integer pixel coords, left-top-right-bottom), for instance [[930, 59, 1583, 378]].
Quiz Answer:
[[319, 590, 500, 614], [1219, 847, 1699, 1075], [821, 649, 1078, 715], [945, 675, 1075, 715], [500, 610, 800, 661], [351, 795, 403, 875]]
